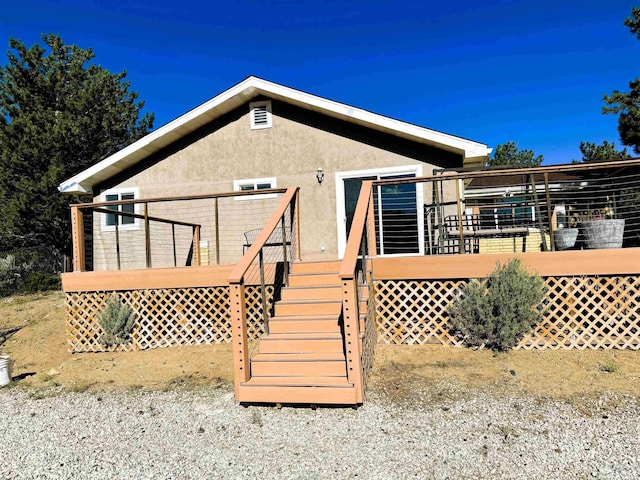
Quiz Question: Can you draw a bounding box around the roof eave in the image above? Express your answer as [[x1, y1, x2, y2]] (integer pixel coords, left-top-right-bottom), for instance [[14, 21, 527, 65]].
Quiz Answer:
[[59, 76, 491, 194]]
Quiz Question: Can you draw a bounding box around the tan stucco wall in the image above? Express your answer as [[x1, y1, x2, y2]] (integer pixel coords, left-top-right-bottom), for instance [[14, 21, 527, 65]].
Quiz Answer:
[[92, 99, 463, 268]]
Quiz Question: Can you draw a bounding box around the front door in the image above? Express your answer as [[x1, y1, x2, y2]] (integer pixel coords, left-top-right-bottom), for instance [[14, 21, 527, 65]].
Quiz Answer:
[[336, 166, 424, 258]]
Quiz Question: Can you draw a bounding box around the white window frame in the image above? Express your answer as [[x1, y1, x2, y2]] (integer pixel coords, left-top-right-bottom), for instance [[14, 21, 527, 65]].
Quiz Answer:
[[99, 187, 140, 232], [250, 100, 272, 129], [233, 177, 277, 201]]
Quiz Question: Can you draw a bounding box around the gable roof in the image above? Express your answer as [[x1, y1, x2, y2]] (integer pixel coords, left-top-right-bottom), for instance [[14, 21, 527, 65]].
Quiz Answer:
[[58, 76, 492, 194]]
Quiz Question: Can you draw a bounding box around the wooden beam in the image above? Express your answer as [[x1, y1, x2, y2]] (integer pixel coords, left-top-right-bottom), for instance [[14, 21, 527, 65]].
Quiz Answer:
[[70, 206, 85, 272], [73, 187, 289, 208], [230, 283, 250, 395], [544, 172, 555, 251], [90, 207, 200, 229], [342, 277, 364, 403], [61, 264, 236, 291], [372, 248, 640, 279], [193, 225, 201, 267]]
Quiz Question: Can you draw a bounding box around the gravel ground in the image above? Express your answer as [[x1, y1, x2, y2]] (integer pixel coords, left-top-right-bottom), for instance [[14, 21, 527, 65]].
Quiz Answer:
[[0, 387, 639, 479]]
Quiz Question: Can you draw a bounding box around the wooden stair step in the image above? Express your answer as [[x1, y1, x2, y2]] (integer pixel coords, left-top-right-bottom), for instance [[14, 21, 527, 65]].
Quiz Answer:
[[288, 273, 340, 287], [290, 260, 341, 275], [237, 384, 357, 404], [252, 352, 345, 362], [280, 285, 342, 301], [258, 332, 343, 354], [242, 376, 351, 387], [250, 352, 346, 376], [269, 316, 340, 334], [275, 299, 341, 316]]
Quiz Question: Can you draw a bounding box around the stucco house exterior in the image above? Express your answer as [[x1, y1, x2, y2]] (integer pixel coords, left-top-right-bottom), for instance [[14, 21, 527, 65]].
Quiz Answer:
[[59, 76, 491, 268]]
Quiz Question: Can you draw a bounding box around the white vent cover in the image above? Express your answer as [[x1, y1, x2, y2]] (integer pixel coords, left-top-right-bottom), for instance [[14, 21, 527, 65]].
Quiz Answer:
[[250, 100, 272, 129]]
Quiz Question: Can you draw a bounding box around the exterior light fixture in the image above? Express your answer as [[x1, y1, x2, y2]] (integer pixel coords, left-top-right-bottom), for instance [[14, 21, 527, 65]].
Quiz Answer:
[[316, 166, 324, 184]]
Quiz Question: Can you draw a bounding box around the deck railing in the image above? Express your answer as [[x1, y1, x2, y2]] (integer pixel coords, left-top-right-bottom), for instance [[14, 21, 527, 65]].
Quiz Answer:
[[69, 188, 289, 271], [228, 187, 300, 394], [362, 158, 640, 257], [339, 181, 377, 403]]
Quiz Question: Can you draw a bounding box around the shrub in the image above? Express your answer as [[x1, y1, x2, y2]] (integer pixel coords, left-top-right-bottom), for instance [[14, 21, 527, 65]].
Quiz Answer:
[[98, 295, 136, 347], [448, 258, 545, 352], [19, 271, 61, 293], [0, 246, 63, 297], [0, 254, 32, 297]]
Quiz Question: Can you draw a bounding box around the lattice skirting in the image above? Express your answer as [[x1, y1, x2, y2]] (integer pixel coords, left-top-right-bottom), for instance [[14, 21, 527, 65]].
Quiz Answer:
[[361, 285, 377, 386], [66, 286, 274, 353], [374, 275, 640, 350]]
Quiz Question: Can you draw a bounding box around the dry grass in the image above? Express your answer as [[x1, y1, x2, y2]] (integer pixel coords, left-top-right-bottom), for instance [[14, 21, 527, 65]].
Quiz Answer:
[[1, 291, 233, 392], [2, 292, 640, 405], [369, 344, 640, 406]]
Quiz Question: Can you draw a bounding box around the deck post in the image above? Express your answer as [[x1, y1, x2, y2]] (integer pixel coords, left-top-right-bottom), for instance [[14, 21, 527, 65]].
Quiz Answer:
[[194, 225, 201, 267], [530, 175, 548, 251], [455, 179, 465, 254], [171, 224, 177, 267], [259, 249, 269, 335], [366, 185, 376, 257], [544, 172, 555, 251], [144, 202, 151, 268], [295, 190, 301, 261], [230, 282, 250, 396], [70, 206, 85, 272], [434, 179, 445, 254], [214, 197, 220, 265], [342, 277, 364, 403], [115, 221, 121, 270], [281, 217, 289, 287]]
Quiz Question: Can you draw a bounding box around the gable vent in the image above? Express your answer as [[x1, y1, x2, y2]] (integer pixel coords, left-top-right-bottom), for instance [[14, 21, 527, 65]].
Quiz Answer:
[[250, 101, 272, 129]]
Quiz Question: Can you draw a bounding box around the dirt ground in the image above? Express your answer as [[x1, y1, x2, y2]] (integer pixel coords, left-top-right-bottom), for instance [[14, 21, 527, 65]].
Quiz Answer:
[[2, 291, 640, 404]]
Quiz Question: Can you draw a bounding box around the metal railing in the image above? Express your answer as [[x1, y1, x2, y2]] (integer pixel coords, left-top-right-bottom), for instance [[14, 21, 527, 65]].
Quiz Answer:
[[363, 159, 640, 257], [228, 187, 300, 392], [69, 188, 289, 271]]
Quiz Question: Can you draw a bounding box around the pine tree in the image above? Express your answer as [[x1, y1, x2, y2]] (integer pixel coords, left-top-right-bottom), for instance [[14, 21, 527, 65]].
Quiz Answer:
[[0, 34, 153, 254]]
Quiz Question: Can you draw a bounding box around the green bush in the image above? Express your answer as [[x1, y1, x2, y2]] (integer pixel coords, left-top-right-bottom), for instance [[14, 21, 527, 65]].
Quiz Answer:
[[19, 271, 61, 293], [448, 258, 545, 352], [0, 247, 64, 297], [0, 254, 32, 297], [98, 295, 136, 347]]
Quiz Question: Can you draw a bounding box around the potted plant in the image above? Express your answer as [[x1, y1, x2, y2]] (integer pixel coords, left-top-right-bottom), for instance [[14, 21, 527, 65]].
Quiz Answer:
[[577, 208, 625, 249], [552, 205, 579, 250]]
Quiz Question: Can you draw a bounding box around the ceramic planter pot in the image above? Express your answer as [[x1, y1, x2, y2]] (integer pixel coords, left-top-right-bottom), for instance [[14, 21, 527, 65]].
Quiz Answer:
[[579, 219, 625, 249], [553, 228, 578, 250]]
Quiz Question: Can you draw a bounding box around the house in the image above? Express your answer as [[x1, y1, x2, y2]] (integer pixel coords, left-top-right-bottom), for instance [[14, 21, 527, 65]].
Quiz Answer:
[[59, 76, 492, 268], [60, 77, 640, 406]]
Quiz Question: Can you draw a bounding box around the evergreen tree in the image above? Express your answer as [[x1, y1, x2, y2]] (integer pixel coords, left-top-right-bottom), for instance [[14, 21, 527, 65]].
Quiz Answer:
[[603, 7, 640, 154], [577, 140, 631, 163], [0, 34, 153, 254], [485, 141, 543, 168]]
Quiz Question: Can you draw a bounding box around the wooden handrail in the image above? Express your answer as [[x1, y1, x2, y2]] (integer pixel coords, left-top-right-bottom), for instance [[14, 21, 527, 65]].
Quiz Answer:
[[228, 187, 299, 284], [91, 207, 201, 229], [369, 157, 640, 186], [72, 187, 289, 209], [339, 181, 374, 279], [337, 181, 372, 404]]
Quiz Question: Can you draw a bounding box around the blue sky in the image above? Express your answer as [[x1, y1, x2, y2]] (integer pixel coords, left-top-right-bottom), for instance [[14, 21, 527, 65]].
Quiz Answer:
[[1, 0, 638, 164]]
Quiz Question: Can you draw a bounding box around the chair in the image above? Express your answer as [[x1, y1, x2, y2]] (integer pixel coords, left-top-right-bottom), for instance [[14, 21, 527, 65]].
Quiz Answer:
[[243, 226, 292, 255]]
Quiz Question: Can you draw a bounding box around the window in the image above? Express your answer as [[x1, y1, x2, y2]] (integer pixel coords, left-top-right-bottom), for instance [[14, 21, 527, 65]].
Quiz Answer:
[[233, 177, 277, 200], [100, 188, 139, 231], [250, 101, 272, 129]]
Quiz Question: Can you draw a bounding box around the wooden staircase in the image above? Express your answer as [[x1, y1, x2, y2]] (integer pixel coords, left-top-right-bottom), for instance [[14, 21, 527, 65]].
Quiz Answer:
[[238, 260, 359, 405]]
